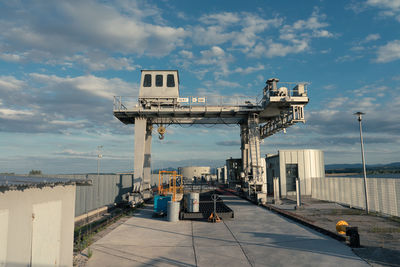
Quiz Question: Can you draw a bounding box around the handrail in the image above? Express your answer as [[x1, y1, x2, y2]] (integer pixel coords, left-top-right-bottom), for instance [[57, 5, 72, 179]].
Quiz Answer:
[[113, 95, 260, 111]]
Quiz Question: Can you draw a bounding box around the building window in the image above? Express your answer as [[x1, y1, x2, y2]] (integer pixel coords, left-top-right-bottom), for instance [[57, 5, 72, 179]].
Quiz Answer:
[[167, 74, 175, 87], [143, 74, 151, 87], [156, 75, 163, 87]]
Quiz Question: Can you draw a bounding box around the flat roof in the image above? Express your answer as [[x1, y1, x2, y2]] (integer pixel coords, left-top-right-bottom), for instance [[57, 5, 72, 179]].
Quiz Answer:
[[0, 175, 92, 190], [85, 194, 368, 266]]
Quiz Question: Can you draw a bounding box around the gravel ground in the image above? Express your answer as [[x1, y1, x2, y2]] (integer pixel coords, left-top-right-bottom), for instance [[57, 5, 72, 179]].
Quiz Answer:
[[272, 197, 400, 267]]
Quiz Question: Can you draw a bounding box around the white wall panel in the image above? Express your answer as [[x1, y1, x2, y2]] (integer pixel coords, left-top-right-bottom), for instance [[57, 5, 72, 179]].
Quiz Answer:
[[31, 201, 62, 267], [0, 209, 8, 267]]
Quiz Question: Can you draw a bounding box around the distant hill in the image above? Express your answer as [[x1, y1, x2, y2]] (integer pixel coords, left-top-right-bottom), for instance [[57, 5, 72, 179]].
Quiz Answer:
[[326, 162, 400, 170], [325, 162, 400, 174]]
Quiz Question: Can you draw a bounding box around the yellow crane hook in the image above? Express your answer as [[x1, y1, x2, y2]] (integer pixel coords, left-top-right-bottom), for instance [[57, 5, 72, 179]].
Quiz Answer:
[[158, 125, 166, 140]]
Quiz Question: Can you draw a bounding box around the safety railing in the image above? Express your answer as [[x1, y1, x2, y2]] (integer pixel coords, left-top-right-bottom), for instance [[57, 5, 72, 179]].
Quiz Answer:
[[113, 95, 260, 111], [265, 83, 308, 99]]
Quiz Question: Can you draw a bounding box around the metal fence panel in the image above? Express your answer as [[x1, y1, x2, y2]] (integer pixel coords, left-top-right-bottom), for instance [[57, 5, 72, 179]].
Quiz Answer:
[[312, 177, 400, 217], [55, 174, 134, 216]]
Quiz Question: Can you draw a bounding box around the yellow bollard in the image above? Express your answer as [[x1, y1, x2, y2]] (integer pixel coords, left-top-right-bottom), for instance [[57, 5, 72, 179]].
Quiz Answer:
[[336, 220, 349, 235]]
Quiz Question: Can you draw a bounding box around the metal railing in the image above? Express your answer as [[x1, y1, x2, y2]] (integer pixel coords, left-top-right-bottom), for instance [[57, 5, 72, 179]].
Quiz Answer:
[[113, 95, 260, 111], [265, 83, 308, 99]]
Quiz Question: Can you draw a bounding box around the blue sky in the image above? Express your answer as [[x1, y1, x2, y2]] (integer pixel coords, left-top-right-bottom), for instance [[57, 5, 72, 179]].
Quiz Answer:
[[0, 0, 399, 174]]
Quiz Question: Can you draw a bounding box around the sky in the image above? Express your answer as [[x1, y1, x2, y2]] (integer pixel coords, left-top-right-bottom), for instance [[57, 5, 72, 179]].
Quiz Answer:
[[0, 0, 399, 174]]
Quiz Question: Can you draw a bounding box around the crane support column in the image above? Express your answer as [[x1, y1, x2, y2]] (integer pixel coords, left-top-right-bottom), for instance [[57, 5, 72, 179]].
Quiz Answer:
[[134, 117, 147, 192], [143, 123, 153, 191], [240, 123, 249, 180]]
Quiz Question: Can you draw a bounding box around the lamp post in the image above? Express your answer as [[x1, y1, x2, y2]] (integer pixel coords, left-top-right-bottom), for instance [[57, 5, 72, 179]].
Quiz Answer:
[[354, 112, 369, 214], [97, 145, 103, 216], [97, 145, 103, 177]]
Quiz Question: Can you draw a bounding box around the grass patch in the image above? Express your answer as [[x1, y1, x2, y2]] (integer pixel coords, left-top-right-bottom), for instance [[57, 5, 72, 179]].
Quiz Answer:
[[74, 205, 141, 253], [389, 216, 400, 223], [87, 248, 93, 258], [369, 227, 400, 233], [327, 209, 364, 216]]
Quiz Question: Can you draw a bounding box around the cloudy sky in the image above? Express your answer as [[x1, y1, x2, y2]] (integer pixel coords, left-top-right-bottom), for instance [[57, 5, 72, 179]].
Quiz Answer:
[[0, 0, 399, 174]]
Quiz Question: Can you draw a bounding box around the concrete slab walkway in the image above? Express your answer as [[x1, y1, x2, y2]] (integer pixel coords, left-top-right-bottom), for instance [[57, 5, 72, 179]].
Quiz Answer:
[[86, 195, 369, 267]]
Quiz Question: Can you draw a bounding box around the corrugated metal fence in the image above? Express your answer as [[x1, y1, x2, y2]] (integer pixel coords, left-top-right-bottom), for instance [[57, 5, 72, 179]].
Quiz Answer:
[[53, 174, 138, 216], [312, 177, 400, 217]]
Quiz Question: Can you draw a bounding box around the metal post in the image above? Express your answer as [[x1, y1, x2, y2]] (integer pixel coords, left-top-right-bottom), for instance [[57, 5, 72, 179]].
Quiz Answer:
[[354, 112, 369, 214], [273, 177, 281, 205], [97, 145, 103, 216], [296, 177, 301, 207]]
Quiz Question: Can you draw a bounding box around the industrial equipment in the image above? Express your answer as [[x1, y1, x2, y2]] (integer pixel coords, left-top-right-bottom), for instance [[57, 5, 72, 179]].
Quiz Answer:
[[113, 70, 309, 201]]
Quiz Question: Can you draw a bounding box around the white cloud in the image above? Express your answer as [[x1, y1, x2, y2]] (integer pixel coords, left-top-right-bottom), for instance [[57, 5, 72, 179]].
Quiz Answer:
[[233, 64, 265, 74], [49, 119, 89, 126], [197, 46, 234, 77], [252, 39, 309, 58], [199, 12, 241, 25], [179, 50, 194, 59], [313, 30, 333, 38], [0, 108, 34, 120], [366, 0, 400, 10], [192, 25, 234, 46], [249, 9, 333, 58], [306, 84, 400, 139], [0, 1, 186, 69], [0, 73, 137, 134], [216, 80, 241, 88], [376, 40, 400, 62], [364, 33, 381, 42], [335, 54, 363, 63], [366, 0, 400, 21], [193, 12, 281, 51], [62, 54, 137, 71], [0, 53, 24, 62], [29, 73, 135, 99], [0, 76, 26, 91], [323, 84, 336, 90]]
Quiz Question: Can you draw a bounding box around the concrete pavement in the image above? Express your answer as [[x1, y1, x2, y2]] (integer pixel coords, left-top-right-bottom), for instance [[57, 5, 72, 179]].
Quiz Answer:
[[86, 194, 369, 267]]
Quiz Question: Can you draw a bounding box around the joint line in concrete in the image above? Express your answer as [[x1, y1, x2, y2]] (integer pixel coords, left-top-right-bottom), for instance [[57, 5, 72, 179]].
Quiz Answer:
[[191, 221, 198, 267], [223, 221, 254, 267]]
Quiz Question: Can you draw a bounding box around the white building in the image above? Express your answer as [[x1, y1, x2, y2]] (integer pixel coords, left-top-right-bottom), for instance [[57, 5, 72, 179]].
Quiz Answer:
[[266, 149, 325, 197], [0, 176, 89, 267], [178, 166, 211, 181], [216, 166, 228, 184]]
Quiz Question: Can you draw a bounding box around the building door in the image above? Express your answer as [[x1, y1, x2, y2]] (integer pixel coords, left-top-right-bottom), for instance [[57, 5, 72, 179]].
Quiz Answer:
[[286, 164, 298, 192], [31, 200, 61, 267]]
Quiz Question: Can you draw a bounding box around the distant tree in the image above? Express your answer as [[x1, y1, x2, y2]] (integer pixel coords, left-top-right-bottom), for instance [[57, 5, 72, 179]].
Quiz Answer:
[[29, 169, 42, 175]]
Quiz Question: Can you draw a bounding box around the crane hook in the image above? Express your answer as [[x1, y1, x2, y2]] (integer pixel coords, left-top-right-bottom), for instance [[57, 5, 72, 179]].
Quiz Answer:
[[158, 125, 166, 140]]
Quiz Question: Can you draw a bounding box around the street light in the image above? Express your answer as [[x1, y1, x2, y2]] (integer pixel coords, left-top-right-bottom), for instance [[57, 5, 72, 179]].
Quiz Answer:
[[97, 145, 103, 177], [354, 112, 369, 214], [97, 145, 103, 216]]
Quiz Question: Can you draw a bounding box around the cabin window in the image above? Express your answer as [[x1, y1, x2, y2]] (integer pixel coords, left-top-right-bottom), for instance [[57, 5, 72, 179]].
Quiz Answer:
[[156, 75, 163, 87], [167, 74, 175, 87], [143, 74, 151, 87]]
